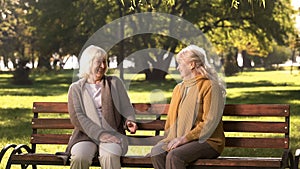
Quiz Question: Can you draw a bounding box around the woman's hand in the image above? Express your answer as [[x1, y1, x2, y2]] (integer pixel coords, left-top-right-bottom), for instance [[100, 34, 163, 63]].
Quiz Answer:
[[167, 136, 188, 151], [99, 133, 120, 144], [126, 121, 138, 134]]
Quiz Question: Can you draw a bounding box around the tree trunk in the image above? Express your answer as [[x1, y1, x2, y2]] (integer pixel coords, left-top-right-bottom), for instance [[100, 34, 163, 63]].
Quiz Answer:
[[144, 68, 168, 81]]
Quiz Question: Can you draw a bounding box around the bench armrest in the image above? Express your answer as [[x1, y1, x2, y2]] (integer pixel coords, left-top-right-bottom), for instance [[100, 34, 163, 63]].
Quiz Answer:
[[0, 144, 17, 163], [5, 144, 33, 169]]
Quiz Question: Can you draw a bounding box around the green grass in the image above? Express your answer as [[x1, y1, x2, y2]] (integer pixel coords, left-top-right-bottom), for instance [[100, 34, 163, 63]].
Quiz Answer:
[[0, 69, 300, 169]]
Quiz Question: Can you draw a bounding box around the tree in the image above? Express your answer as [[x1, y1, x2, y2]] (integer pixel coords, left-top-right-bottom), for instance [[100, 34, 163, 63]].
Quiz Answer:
[[124, 0, 296, 77], [264, 45, 292, 69], [0, 0, 35, 84], [1, 0, 296, 82]]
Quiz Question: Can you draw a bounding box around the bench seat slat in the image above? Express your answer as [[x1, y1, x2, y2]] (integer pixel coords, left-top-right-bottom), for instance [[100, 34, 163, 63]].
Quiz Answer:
[[191, 157, 282, 167], [10, 154, 282, 168]]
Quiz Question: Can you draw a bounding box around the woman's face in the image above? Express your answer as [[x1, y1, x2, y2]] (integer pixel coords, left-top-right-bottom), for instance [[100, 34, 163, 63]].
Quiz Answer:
[[90, 56, 107, 82], [176, 53, 194, 80]]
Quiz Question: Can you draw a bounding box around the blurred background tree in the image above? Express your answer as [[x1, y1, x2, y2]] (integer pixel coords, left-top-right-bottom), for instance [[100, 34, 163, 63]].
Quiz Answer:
[[0, 0, 297, 83]]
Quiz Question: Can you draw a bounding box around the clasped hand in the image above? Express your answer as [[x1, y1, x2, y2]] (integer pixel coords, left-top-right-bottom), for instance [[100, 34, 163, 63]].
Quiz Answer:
[[167, 136, 188, 151], [99, 133, 121, 144]]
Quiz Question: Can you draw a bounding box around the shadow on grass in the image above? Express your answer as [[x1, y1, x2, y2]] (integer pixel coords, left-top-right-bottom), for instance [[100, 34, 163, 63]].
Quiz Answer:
[[226, 90, 300, 103], [226, 90, 300, 116], [226, 80, 295, 88], [125, 79, 177, 103], [124, 79, 177, 92], [0, 108, 32, 140], [0, 84, 69, 96], [0, 72, 72, 96]]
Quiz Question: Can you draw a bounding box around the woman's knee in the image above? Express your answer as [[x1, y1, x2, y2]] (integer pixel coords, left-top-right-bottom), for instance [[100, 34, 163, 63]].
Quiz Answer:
[[70, 153, 93, 164], [70, 141, 97, 166], [166, 150, 182, 163], [151, 142, 167, 157]]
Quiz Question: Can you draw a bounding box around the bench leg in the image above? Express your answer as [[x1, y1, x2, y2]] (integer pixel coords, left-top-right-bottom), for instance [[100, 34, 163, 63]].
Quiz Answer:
[[295, 149, 300, 169], [281, 149, 295, 169]]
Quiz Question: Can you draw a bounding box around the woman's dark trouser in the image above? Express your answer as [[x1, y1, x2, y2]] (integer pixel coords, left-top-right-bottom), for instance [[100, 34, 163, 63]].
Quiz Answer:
[[150, 141, 220, 169]]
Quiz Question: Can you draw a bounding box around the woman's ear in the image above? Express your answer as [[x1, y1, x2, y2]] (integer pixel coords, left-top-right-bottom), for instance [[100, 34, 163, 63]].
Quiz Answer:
[[190, 61, 196, 70]]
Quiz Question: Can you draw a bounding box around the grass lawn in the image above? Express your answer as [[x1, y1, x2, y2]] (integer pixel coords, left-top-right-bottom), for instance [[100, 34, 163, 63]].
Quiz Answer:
[[0, 69, 300, 169]]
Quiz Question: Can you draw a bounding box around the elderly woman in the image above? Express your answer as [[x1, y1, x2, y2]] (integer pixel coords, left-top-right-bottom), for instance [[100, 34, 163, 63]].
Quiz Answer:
[[150, 45, 226, 169], [66, 45, 137, 169]]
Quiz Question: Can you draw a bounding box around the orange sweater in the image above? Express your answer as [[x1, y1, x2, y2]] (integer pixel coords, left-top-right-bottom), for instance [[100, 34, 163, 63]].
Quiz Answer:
[[165, 76, 225, 154]]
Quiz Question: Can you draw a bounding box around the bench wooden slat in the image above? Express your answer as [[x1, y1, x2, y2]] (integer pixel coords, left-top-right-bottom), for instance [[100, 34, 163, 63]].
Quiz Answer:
[[32, 118, 73, 129], [33, 103, 290, 116], [128, 136, 164, 145], [31, 134, 163, 146], [136, 120, 165, 130], [10, 154, 153, 167], [31, 134, 288, 149], [10, 154, 282, 168], [223, 121, 288, 133], [225, 138, 289, 148], [223, 104, 289, 116], [33, 102, 68, 113], [31, 119, 165, 130], [133, 103, 169, 115], [31, 134, 71, 144], [11, 154, 66, 165], [32, 119, 288, 133], [191, 157, 282, 167]]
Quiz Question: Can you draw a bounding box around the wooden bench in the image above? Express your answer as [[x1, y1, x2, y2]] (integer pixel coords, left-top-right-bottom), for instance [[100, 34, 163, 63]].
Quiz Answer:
[[0, 102, 295, 169]]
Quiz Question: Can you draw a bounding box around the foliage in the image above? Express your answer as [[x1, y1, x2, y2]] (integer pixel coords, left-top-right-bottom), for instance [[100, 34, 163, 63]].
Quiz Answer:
[[263, 45, 293, 69], [0, 0, 33, 63], [231, 0, 266, 9], [0, 0, 297, 81]]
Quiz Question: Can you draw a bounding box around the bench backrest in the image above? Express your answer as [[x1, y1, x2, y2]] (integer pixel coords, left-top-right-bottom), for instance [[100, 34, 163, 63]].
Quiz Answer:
[[31, 102, 290, 153]]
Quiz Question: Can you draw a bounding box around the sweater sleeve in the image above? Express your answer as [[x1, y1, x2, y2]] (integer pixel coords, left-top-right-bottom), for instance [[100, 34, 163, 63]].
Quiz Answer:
[[185, 82, 225, 142], [110, 76, 136, 122], [68, 83, 103, 142]]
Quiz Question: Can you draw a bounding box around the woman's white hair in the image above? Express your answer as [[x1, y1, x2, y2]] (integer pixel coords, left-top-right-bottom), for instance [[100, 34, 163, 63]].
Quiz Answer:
[[178, 44, 226, 92], [78, 45, 108, 79]]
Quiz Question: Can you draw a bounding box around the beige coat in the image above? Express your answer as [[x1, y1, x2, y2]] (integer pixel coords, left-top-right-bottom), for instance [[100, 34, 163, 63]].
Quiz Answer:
[[66, 76, 135, 155]]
